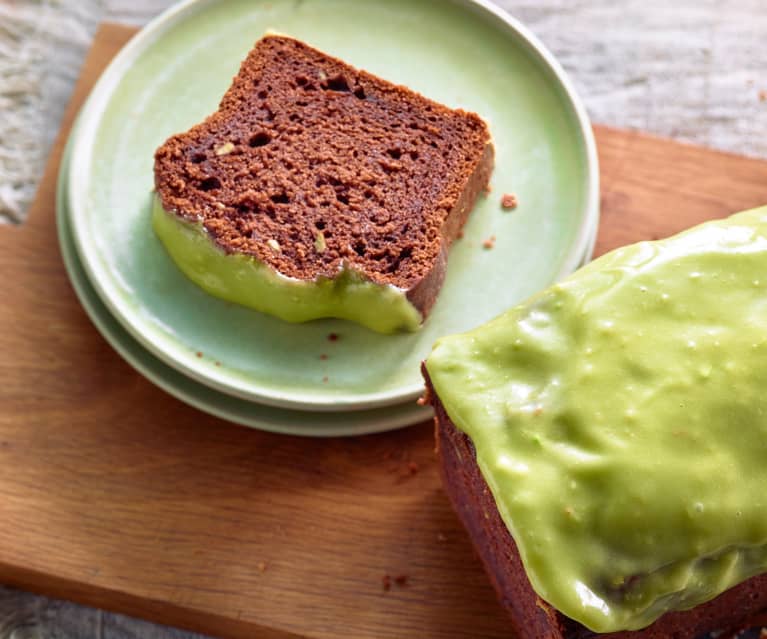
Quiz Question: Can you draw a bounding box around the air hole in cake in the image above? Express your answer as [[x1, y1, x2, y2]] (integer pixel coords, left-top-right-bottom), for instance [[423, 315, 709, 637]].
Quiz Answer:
[[265, 206, 276, 219], [191, 152, 206, 164], [257, 89, 268, 99], [315, 220, 326, 230], [296, 76, 308, 86], [353, 240, 366, 256], [336, 191, 349, 205], [288, 113, 301, 122], [386, 246, 413, 273], [363, 190, 374, 199], [198, 177, 221, 191], [409, 151, 419, 161], [323, 74, 351, 92], [387, 148, 402, 160], [249, 132, 271, 147], [270, 191, 290, 204], [353, 85, 366, 100]]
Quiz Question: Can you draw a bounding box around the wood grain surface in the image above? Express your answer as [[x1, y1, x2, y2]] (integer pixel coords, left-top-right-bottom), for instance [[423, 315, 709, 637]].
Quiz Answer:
[[0, 22, 766, 639]]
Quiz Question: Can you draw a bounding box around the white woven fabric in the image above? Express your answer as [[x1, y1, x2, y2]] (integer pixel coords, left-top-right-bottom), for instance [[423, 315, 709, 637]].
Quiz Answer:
[[0, 0, 102, 222]]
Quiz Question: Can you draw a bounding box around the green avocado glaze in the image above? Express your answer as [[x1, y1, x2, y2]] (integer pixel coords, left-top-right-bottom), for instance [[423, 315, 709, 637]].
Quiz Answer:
[[426, 205, 767, 632], [152, 196, 422, 334]]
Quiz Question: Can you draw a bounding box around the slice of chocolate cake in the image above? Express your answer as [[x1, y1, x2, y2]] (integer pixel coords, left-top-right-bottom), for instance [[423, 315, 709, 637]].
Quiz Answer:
[[423, 206, 767, 637], [153, 34, 493, 333]]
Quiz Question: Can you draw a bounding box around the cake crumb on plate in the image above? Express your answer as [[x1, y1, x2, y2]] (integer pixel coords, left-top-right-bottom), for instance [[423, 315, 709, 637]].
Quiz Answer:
[[501, 193, 518, 209]]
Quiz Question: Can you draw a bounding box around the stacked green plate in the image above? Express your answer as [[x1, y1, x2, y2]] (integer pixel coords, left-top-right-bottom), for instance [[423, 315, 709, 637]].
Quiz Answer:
[[57, 0, 599, 436]]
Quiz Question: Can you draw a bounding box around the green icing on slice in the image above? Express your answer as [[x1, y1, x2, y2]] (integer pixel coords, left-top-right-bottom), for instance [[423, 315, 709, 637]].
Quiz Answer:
[[426, 205, 767, 632], [152, 195, 422, 334]]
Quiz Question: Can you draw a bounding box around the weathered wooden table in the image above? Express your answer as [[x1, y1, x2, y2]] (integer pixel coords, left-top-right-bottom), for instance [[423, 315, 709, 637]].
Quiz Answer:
[[1, 1, 765, 638]]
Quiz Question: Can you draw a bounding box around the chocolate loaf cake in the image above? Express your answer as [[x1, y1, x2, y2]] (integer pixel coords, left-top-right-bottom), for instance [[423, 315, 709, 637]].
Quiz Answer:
[[423, 207, 767, 637], [153, 34, 493, 333], [426, 372, 767, 639]]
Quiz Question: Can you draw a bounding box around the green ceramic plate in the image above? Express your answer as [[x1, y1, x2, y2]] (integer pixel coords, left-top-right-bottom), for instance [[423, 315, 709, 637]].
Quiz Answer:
[[67, 0, 599, 411], [57, 135, 432, 436]]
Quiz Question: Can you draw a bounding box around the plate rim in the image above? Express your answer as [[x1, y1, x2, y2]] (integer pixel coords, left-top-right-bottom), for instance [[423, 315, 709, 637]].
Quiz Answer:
[[65, 0, 600, 411]]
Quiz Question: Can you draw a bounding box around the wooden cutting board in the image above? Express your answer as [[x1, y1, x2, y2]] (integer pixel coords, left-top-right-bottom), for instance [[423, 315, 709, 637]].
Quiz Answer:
[[1, 23, 766, 639]]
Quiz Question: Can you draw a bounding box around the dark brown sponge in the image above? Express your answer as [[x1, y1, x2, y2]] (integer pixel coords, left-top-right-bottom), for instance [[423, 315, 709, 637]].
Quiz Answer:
[[154, 34, 494, 318], [423, 366, 767, 639]]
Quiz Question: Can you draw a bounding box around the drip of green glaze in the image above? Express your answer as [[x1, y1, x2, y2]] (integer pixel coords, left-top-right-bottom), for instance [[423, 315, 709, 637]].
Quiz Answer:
[[152, 196, 422, 334], [426, 206, 767, 632]]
